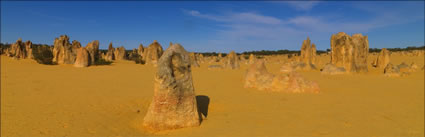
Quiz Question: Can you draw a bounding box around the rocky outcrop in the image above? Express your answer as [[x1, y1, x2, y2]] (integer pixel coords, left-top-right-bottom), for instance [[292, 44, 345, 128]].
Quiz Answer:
[[85, 40, 99, 64], [383, 62, 418, 77], [114, 46, 126, 61], [299, 37, 317, 66], [74, 47, 90, 67], [143, 40, 163, 66], [189, 52, 200, 67], [143, 43, 200, 132], [245, 60, 319, 93], [248, 54, 256, 64], [8, 38, 27, 59], [330, 32, 369, 73], [224, 51, 240, 69], [128, 48, 139, 59], [24, 40, 33, 59], [372, 48, 390, 68], [104, 42, 115, 61], [52, 35, 80, 64], [320, 63, 346, 75], [138, 44, 144, 59], [384, 63, 401, 77]]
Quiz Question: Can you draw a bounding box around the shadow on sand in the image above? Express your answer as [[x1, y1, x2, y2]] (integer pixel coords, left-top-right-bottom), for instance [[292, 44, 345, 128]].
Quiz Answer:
[[196, 95, 210, 123]]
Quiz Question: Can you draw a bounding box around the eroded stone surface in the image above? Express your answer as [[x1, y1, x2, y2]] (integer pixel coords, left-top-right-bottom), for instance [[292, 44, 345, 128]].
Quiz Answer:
[[143, 43, 200, 132], [330, 32, 369, 73], [245, 60, 319, 93]]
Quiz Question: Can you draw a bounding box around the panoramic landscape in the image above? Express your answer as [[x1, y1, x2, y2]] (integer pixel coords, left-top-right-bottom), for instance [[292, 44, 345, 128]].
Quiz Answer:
[[1, 1, 424, 137]]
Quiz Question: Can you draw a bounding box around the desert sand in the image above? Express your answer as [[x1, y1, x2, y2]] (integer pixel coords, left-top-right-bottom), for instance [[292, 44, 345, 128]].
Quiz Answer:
[[1, 53, 424, 137]]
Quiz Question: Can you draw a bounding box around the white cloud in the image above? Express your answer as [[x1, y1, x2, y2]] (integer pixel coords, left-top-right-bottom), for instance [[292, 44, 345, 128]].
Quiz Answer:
[[284, 1, 321, 11], [183, 10, 282, 25], [183, 2, 424, 52]]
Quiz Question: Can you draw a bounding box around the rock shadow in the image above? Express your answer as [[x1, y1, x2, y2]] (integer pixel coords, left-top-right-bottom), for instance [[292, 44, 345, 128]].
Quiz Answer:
[[196, 95, 210, 123]]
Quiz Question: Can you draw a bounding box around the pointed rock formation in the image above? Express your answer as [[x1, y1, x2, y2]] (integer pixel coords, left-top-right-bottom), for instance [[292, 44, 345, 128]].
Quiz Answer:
[[330, 32, 369, 73], [143, 40, 163, 66], [74, 47, 90, 67], [299, 37, 317, 67], [224, 51, 240, 69], [25, 40, 33, 59], [85, 40, 99, 64], [114, 46, 126, 61], [189, 52, 200, 67], [143, 43, 200, 132], [372, 48, 390, 68], [138, 44, 144, 59], [104, 42, 115, 61], [8, 38, 26, 59]]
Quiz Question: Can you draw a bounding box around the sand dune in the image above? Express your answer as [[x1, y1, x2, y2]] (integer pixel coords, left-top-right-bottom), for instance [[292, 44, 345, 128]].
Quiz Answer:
[[1, 54, 424, 137]]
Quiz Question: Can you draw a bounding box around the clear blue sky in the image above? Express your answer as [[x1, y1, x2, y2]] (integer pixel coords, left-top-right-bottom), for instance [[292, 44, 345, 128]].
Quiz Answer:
[[1, 1, 424, 52]]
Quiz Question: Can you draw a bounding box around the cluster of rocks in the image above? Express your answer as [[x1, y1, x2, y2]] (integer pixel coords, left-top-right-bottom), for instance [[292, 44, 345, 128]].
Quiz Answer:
[[4, 38, 34, 59], [392, 50, 425, 56], [51, 35, 102, 67], [245, 60, 320, 93], [384, 62, 419, 77]]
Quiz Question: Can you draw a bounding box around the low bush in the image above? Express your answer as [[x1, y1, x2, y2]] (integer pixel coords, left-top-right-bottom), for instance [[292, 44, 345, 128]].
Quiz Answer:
[[32, 45, 55, 65]]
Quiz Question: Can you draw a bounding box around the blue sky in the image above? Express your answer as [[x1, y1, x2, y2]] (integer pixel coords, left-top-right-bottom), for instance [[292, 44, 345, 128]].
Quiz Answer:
[[1, 1, 424, 52]]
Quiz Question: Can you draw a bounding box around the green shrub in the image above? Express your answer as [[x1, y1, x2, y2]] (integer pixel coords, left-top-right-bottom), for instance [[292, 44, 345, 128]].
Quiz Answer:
[[32, 45, 55, 65], [93, 58, 113, 65], [128, 54, 144, 64]]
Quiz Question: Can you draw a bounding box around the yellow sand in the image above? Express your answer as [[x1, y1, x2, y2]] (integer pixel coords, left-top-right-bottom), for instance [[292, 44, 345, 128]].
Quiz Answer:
[[1, 54, 424, 137]]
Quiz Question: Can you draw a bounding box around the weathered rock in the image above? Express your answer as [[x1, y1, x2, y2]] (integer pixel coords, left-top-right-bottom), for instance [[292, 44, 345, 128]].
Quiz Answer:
[[114, 46, 126, 61], [189, 52, 200, 67], [104, 42, 115, 61], [384, 63, 401, 77], [397, 62, 416, 73], [299, 37, 317, 66], [280, 63, 295, 74], [209, 56, 219, 63], [321, 63, 346, 75], [85, 40, 99, 64], [128, 48, 138, 59], [248, 54, 256, 64], [143, 40, 163, 66], [52, 35, 79, 64], [410, 62, 418, 71], [8, 38, 26, 59], [138, 44, 144, 59], [25, 40, 33, 59], [372, 48, 390, 68], [224, 51, 240, 69], [143, 43, 200, 132], [311, 44, 317, 64], [74, 47, 90, 67], [245, 60, 319, 93], [330, 32, 369, 73], [198, 54, 205, 63]]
